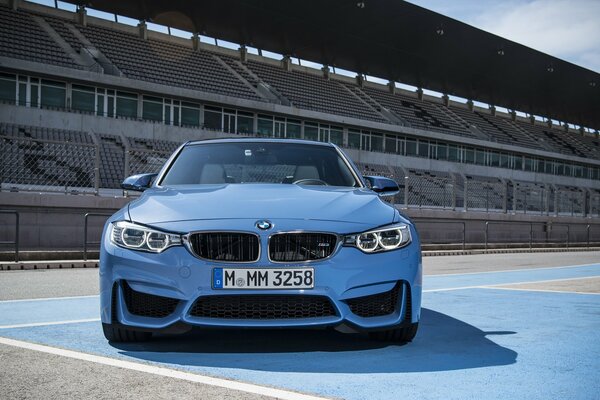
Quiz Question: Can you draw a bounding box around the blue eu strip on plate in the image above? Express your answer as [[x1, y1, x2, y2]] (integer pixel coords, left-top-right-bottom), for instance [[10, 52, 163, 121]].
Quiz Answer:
[[213, 268, 223, 289]]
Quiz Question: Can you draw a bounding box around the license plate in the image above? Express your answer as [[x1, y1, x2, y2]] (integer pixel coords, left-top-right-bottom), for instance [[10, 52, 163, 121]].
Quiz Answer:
[[212, 268, 314, 289]]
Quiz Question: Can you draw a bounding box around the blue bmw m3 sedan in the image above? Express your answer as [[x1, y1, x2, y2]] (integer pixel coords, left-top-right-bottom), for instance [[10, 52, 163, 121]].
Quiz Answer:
[[100, 139, 422, 343]]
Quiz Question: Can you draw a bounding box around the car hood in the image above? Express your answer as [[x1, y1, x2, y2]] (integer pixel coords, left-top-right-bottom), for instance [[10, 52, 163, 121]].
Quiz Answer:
[[127, 184, 397, 231]]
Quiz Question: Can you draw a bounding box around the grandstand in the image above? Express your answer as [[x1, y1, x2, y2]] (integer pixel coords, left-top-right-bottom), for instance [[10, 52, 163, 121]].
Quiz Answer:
[[0, 0, 599, 252]]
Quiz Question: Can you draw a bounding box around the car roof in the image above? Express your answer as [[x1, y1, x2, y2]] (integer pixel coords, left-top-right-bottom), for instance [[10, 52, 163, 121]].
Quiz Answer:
[[185, 138, 336, 147]]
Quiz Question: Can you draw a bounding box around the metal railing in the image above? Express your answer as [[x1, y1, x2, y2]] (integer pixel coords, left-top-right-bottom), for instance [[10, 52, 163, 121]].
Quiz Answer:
[[414, 220, 466, 251], [83, 212, 112, 260], [484, 221, 598, 250], [0, 210, 19, 262]]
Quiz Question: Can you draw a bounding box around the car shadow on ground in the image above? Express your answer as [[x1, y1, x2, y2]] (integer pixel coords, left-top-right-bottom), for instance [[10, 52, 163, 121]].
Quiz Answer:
[[112, 308, 517, 373]]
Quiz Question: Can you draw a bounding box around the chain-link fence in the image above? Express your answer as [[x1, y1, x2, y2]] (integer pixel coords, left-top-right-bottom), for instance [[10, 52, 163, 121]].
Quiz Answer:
[[465, 179, 505, 211], [0, 135, 97, 194], [1, 134, 598, 217], [127, 149, 170, 176], [406, 172, 454, 209]]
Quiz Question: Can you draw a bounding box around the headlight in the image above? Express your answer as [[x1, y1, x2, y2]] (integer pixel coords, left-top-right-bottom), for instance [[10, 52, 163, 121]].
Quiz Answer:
[[343, 224, 411, 253], [111, 221, 182, 253]]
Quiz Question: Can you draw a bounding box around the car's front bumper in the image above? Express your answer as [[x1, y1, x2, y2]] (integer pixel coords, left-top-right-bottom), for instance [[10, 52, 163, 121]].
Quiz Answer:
[[99, 227, 422, 333]]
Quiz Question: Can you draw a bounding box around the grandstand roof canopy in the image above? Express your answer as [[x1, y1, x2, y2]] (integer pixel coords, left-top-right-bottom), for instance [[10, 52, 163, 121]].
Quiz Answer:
[[68, 0, 600, 129]]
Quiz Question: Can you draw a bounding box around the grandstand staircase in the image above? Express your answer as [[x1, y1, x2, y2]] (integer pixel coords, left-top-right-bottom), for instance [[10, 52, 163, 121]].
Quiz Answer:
[[436, 106, 491, 141], [219, 56, 291, 105], [64, 23, 122, 76], [215, 56, 278, 104], [502, 119, 555, 152], [341, 84, 405, 125], [30, 15, 98, 72]]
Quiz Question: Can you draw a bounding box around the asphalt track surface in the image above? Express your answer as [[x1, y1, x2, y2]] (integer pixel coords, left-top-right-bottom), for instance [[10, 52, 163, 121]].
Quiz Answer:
[[1, 252, 599, 399]]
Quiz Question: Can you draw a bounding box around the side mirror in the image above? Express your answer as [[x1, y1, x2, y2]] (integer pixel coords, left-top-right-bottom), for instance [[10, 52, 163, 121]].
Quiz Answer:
[[364, 176, 400, 197], [121, 173, 158, 192]]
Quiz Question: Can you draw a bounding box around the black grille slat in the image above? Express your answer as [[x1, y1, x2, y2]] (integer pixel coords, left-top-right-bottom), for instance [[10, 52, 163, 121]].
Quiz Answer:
[[122, 281, 179, 318], [190, 232, 259, 262], [189, 295, 337, 319], [269, 233, 338, 262], [345, 283, 402, 318]]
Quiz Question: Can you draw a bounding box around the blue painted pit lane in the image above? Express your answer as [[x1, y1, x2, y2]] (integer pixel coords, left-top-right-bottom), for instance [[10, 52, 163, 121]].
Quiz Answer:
[[0, 264, 599, 399]]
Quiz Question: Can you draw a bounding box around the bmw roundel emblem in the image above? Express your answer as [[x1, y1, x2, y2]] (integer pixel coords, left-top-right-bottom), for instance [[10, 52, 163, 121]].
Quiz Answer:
[[256, 220, 273, 230]]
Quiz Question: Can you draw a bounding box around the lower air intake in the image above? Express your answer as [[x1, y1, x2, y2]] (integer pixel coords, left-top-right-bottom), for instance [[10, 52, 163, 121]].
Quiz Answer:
[[189, 295, 337, 319], [122, 281, 179, 318], [345, 282, 403, 318]]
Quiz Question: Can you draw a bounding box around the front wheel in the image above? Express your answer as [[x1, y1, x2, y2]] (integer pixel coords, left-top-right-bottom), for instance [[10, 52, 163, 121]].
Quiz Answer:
[[369, 322, 418, 343], [102, 323, 152, 342]]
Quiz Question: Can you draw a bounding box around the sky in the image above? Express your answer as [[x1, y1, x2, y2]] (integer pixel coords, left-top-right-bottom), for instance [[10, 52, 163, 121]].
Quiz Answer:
[[407, 0, 600, 73]]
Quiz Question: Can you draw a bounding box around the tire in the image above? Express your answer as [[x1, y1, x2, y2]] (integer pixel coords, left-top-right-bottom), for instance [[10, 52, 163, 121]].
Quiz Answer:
[[102, 323, 152, 342], [369, 322, 419, 343]]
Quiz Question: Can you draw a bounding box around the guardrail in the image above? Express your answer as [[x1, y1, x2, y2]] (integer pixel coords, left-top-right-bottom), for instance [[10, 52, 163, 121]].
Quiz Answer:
[[83, 212, 112, 261], [414, 220, 466, 251], [0, 210, 19, 262], [484, 221, 597, 251]]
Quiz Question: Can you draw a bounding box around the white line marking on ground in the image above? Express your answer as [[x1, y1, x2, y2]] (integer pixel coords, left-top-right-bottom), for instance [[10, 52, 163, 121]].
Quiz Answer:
[[423, 286, 483, 292], [426, 262, 600, 277], [0, 318, 101, 330], [0, 295, 99, 303], [0, 337, 329, 400], [425, 275, 600, 293], [480, 287, 600, 295]]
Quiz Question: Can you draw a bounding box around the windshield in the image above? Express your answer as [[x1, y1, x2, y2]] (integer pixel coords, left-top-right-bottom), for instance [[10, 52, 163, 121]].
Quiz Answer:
[[160, 142, 360, 187]]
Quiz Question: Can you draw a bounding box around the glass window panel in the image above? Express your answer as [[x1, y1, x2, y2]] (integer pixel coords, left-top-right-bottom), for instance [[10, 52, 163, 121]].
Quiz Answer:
[[0, 76, 16, 104], [406, 139, 417, 156], [286, 121, 301, 138], [514, 155, 522, 170], [164, 105, 171, 125], [237, 115, 253, 134], [181, 106, 199, 127], [475, 149, 486, 165], [448, 145, 459, 161], [116, 96, 137, 118], [385, 136, 396, 153], [348, 130, 361, 149], [564, 164, 572, 176], [107, 96, 114, 117], [436, 143, 447, 160], [329, 128, 343, 145], [72, 89, 95, 113], [18, 83, 26, 106], [204, 109, 222, 130], [96, 95, 104, 116], [40, 84, 66, 108], [319, 127, 329, 142], [418, 140, 429, 158], [500, 153, 509, 168], [257, 117, 273, 136], [173, 106, 180, 126], [371, 133, 383, 152], [464, 147, 475, 164], [361, 133, 370, 151], [304, 124, 319, 141], [490, 152, 500, 167], [30, 85, 39, 108]]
